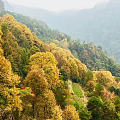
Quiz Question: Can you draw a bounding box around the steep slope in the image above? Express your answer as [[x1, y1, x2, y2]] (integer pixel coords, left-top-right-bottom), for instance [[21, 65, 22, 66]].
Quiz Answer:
[[0, 10, 120, 77], [0, 14, 84, 120], [1, 0, 120, 77], [46, 0, 120, 63], [1, 14, 120, 120], [69, 40, 120, 77], [0, 10, 71, 43], [0, 0, 71, 43], [6, 0, 120, 63]]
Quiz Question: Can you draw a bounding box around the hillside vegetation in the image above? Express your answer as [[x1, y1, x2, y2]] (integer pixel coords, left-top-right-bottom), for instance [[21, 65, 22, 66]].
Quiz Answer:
[[7, 0, 120, 63], [0, 10, 120, 78], [0, 10, 71, 43], [69, 40, 120, 77], [0, 14, 120, 120]]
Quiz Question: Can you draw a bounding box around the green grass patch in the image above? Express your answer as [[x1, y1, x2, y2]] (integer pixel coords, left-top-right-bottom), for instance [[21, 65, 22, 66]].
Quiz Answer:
[[74, 101, 84, 110], [72, 83, 83, 98]]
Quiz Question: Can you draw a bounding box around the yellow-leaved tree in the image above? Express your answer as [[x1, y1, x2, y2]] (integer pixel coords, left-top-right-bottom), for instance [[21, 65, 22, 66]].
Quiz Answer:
[[0, 14, 34, 49], [0, 53, 22, 119], [46, 44, 88, 81], [24, 69, 63, 120], [29, 52, 60, 89], [93, 71, 117, 88], [62, 105, 80, 120], [51, 105, 63, 120], [0, 26, 3, 43]]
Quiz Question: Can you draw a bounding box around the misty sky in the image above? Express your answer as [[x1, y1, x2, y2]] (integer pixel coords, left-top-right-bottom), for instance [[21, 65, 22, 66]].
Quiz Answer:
[[7, 0, 108, 12]]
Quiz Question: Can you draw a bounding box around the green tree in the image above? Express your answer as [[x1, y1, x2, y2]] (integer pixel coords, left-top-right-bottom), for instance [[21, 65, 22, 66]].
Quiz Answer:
[[79, 109, 91, 120], [30, 46, 40, 55], [60, 69, 68, 81], [20, 48, 30, 77], [87, 96, 104, 120]]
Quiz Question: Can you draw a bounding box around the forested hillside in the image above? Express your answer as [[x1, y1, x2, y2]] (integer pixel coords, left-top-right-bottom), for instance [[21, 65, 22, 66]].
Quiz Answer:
[[69, 40, 120, 77], [0, 10, 71, 43], [0, 14, 120, 120], [0, 1, 120, 120], [0, 9, 120, 78], [6, 0, 120, 63]]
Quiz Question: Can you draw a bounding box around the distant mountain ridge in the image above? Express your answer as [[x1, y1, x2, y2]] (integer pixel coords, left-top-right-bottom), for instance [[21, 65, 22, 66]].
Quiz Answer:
[[0, 0, 4, 10], [5, 0, 120, 63]]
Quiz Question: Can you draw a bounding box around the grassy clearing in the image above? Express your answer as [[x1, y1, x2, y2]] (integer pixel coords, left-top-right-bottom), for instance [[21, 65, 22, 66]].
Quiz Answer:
[[72, 83, 83, 98]]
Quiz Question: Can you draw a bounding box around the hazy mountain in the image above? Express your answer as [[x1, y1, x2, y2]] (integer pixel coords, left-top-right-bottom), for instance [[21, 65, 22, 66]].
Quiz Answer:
[[5, 0, 120, 63], [0, 0, 4, 10], [4, 2, 56, 21]]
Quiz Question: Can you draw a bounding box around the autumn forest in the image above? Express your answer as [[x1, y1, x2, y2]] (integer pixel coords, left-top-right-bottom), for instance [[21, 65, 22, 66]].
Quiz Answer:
[[0, 0, 120, 120]]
